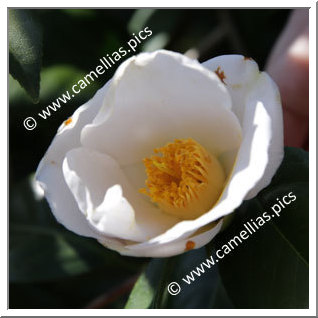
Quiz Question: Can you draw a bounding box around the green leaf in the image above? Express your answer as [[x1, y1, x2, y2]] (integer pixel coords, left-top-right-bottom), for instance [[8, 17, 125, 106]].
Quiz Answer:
[[125, 271, 155, 309], [9, 74, 30, 104], [9, 9, 42, 102], [10, 65, 99, 106], [128, 10, 185, 52], [163, 250, 233, 309], [215, 147, 309, 308], [258, 147, 309, 263], [127, 9, 156, 33], [125, 258, 171, 309], [125, 248, 231, 309], [39, 65, 97, 101]]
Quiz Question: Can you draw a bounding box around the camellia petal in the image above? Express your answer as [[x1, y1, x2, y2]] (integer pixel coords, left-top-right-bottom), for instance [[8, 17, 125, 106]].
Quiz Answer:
[[81, 50, 242, 175], [63, 147, 180, 241], [202, 55, 283, 199], [99, 219, 223, 258], [202, 55, 260, 124], [243, 73, 284, 199], [35, 84, 110, 239]]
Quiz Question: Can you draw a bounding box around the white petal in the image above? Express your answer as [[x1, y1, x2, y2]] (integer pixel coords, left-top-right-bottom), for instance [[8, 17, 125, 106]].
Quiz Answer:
[[81, 50, 242, 176], [244, 73, 284, 199], [202, 55, 283, 198], [35, 83, 110, 238], [121, 71, 283, 247], [99, 219, 223, 258], [202, 55, 260, 124], [63, 147, 180, 242]]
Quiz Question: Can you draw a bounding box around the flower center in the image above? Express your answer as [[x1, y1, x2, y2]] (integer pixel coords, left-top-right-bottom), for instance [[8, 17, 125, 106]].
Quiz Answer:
[[139, 138, 225, 219]]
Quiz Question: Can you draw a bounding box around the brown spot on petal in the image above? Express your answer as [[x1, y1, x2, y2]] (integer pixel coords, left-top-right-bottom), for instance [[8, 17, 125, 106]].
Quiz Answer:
[[215, 66, 226, 84], [50, 160, 56, 164], [64, 117, 72, 126], [185, 240, 196, 251], [243, 56, 253, 61]]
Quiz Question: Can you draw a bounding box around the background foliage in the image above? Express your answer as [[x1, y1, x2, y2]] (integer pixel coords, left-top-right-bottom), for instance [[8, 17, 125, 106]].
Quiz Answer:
[[9, 9, 309, 309]]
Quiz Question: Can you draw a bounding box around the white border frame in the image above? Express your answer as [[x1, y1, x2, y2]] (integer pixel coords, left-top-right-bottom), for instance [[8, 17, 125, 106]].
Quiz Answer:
[[3, 1, 316, 316]]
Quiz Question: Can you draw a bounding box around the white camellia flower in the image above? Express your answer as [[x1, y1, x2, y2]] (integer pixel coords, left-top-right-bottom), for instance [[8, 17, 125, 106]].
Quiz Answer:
[[36, 50, 283, 257]]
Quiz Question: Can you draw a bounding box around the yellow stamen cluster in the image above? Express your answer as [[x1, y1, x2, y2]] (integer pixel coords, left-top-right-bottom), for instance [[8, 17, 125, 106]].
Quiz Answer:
[[139, 138, 225, 219]]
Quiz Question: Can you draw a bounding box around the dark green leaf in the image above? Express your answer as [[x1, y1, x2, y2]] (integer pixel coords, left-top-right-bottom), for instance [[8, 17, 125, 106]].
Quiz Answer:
[[9, 9, 42, 102], [258, 147, 309, 263], [125, 248, 232, 309], [215, 147, 309, 308], [125, 271, 155, 309], [163, 249, 233, 309], [125, 258, 171, 308], [127, 9, 156, 33]]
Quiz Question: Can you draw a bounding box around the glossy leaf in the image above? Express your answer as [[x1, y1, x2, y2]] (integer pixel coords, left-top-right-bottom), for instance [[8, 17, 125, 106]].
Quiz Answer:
[[214, 147, 309, 308], [9, 9, 42, 102], [125, 271, 155, 309], [125, 258, 172, 309], [125, 248, 231, 309]]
